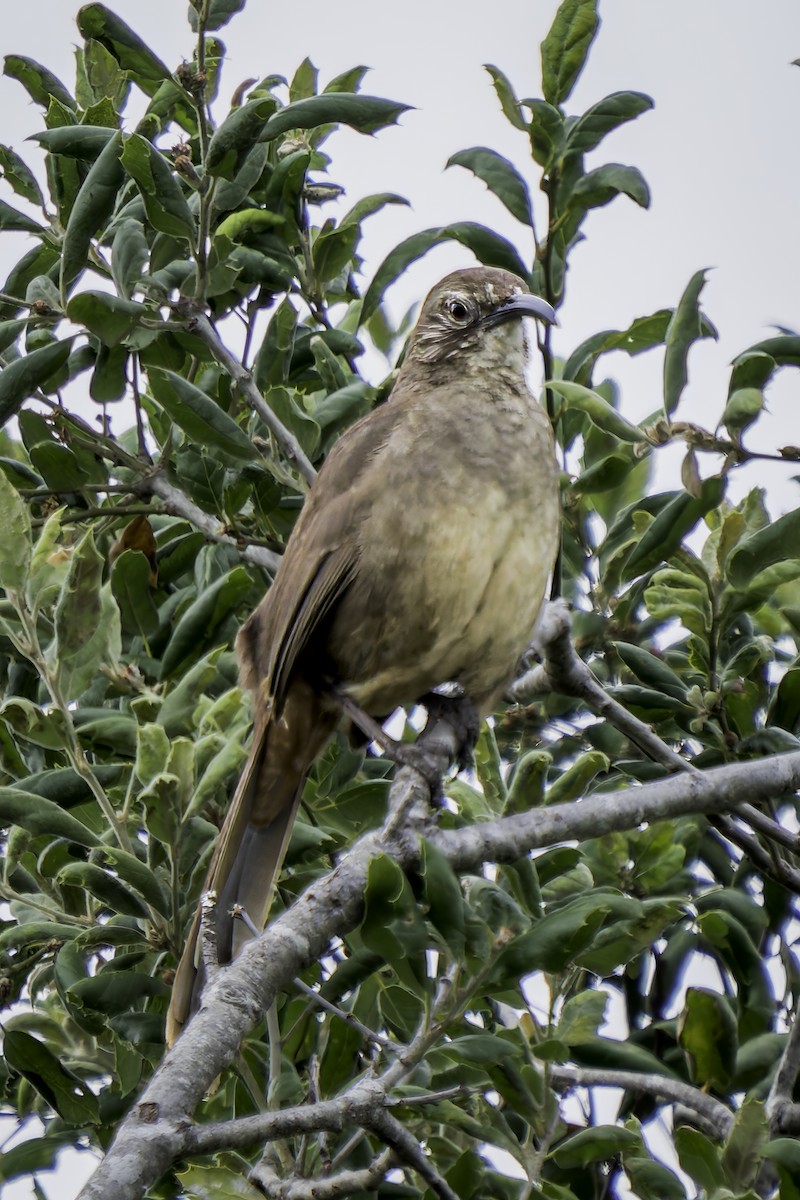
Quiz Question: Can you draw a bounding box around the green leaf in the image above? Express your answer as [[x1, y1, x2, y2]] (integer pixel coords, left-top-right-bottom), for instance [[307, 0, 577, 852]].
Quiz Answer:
[[111, 217, 149, 299], [0, 337, 76, 426], [526, 98, 565, 169], [564, 311, 672, 382], [206, 97, 277, 180], [569, 162, 650, 212], [0, 198, 43, 234], [31, 125, 116, 159], [547, 380, 647, 443], [566, 91, 654, 155], [3, 55, 76, 110], [623, 1156, 685, 1200], [260, 93, 411, 140], [541, 0, 599, 106], [422, 839, 466, 960], [678, 987, 737, 1090], [484, 64, 527, 130], [722, 386, 763, 439], [3, 1030, 100, 1124], [674, 1128, 725, 1193], [177, 1163, 263, 1200], [763, 1137, 800, 1172], [120, 134, 195, 243], [613, 642, 688, 701], [148, 367, 259, 462], [110, 550, 159, 638], [66, 291, 145, 346], [57, 862, 150, 918], [159, 567, 252, 678], [727, 507, 800, 587], [0, 787, 99, 845], [76, 5, 172, 95], [663, 269, 711, 417], [720, 1097, 767, 1188], [623, 477, 725, 579], [52, 530, 104, 699], [552, 1124, 641, 1168], [447, 147, 533, 226], [60, 130, 124, 294], [557, 990, 607, 1044], [362, 224, 528, 321], [0, 470, 31, 591], [187, 0, 246, 31]]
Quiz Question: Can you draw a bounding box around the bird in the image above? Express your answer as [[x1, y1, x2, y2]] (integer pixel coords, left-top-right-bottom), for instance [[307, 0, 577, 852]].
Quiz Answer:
[[166, 265, 561, 1043]]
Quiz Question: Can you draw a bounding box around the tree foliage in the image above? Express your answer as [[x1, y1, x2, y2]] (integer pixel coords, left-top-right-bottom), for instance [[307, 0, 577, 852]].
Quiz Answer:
[[0, 2, 799, 1198]]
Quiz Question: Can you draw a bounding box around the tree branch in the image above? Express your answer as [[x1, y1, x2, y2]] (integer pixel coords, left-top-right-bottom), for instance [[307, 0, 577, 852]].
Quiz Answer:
[[548, 1063, 733, 1140], [139, 469, 281, 573], [766, 1008, 800, 1134], [508, 600, 692, 775], [78, 729, 800, 1200], [182, 307, 317, 485]]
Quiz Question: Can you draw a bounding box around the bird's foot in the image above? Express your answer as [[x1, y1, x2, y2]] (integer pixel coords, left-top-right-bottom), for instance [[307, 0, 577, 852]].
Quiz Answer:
[[419, 690, 481, 772], [333, 690, 444, 790]]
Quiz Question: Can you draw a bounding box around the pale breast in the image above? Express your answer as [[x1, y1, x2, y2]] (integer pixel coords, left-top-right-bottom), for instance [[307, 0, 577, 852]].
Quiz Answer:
[[329, 389, 560, 715]]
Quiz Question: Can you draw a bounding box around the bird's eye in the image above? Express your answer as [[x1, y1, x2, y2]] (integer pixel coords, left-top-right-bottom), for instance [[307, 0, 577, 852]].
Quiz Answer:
[[446, 298, 471, 323]]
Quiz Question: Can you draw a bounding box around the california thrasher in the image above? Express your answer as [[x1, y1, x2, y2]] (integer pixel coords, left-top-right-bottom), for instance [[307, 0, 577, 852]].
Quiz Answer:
[[166, 266, 560, 1042]]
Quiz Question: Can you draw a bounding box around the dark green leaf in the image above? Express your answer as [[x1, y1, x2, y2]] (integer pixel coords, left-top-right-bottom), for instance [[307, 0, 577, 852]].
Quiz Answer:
[[566, 91, 654, 155], [60, 130, 124, 294], [422, 839, 466, 960], [66, 291, 145, 346], [447, 148, 533, 226], [111, 217, 149, 298], [76, 5, 172, 94], [548, 380, 647, 442], [3, 1030, 100, 1123], [3, 56, 76, 110], [569, 162, 650, 212], [623, 477, 726, 579], [111, 550, 160, 638], [553, 1124, 641, 1168], [0, 198, 43, 234], [663, 269, 711, 417], [0, 470, 31, 590], [484, 64, 527, 130], [120, 134, 195, 243], [0, 337, 75, 426], [678, 987, 737, 1090], [260, 94, 411, 140], [0, 787, 99, 845], [188, 0, 245, 31], [148, 367, 259, 461], [31, 126, 116, 160], [159, 567, 251, 678], [727, 508, 800, 587], [541, 0, 599, 106], [206, 97, 277, 180]]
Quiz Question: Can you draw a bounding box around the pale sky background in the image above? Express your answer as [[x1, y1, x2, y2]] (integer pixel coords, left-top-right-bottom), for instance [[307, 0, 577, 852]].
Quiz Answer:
[[2, 2, 800, 1197]]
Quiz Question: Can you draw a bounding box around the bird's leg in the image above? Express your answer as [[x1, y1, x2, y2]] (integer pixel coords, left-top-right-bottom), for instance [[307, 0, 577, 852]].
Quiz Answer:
[[332, 689, 445, 790], [418, 690, 481, 772]]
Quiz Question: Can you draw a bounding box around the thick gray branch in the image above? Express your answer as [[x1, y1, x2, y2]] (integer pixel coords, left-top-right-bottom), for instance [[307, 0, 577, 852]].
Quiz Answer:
[[78, 692, 800, 1200]]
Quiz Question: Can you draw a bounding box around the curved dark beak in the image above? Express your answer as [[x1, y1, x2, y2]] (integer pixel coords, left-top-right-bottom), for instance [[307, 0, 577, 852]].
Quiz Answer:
[[489, 292, 558, 327]]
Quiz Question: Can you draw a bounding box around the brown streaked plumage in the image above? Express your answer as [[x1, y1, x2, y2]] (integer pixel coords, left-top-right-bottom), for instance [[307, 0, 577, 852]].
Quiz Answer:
[[166, 267, 560, 1043]]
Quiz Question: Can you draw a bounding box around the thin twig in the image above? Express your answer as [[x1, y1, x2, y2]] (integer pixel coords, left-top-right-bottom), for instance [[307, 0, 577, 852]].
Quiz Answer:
[[182, 306, 317, 484]]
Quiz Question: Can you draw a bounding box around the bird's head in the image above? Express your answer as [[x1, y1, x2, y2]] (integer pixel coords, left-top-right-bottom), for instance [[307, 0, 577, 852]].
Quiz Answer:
[[406, 267, 556, 367]]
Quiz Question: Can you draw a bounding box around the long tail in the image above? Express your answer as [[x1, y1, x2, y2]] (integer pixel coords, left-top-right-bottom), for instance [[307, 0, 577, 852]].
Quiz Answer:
[[166, 685, 335, 1045]]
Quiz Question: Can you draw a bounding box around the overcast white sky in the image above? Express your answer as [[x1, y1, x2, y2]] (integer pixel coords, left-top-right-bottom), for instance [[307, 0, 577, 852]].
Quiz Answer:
[[2, 2, 800, 1196]]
